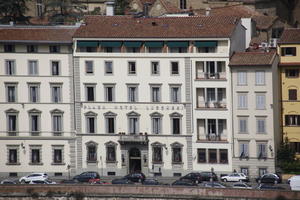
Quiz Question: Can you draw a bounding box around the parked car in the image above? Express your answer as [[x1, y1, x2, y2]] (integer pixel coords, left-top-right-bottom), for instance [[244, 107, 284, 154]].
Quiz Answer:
[[221, 173, 249, 182], [232, 183, 252, 189], [199, 172, 218, 181], [288, 175, 300, 191], [60, 179, 78, 184], [124, 172, 146, 183], [73, 171, 100, 183], [172, 179, 198, 186], [29, 179, 56, 184], [203, 182, 226, 188], [180, 172, 202, 184], [19, 173, 48, 184], [256, 184, 285, 190], [0, 179, 17, 184], [256, 173, 282, 184], [142, 178, 159, 185], [111, 178, 134, 185]]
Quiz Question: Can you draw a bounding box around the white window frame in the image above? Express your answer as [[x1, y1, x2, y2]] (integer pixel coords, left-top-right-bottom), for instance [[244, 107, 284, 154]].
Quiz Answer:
[[128, 61, 136, 75], [256, 117, 266, 134], [239, 141, 249, 157], [85, 112, 97, 134], [237, 92, 248, 109], [237, 71, 247, 85], [85, 60, 94, 74], [51, 110, 64, 136], [5, 60, 16, 75], [28, 60, 38, 75], [127, 112, 140, 135], [150, 112, 163, 134], [5, 83, 18, 102], [171, 61, 179, 75], [151, 61, 160, 75], [238, 116, 248, 134], [127, 84, 138, 102], [170, 85, 181, 103], [150, 84, 161, 102], [28, 110, 41, 136], [51, 60, 60, 76], [85, 84, 96, 102], [104, 84, 115, 102], [257, 142, 267, 158], [104, 112, 117, 134], [170, 112, 182, 135], [29, 145, 42, 165], [52, 145, 64, 165], [256, 93, 266, 110], [255, 70, 265, 85], [28, 83, 40, 103], [50, 84, 62, 103], [104, 61, 113, 75]]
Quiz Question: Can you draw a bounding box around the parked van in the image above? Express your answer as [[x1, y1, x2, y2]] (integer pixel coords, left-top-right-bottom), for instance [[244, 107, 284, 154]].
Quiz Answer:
[[288, 175, 300, 191]]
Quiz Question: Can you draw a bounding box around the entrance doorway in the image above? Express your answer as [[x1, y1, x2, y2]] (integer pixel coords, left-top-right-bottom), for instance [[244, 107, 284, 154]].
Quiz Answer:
[[129, 148, 141, 173]]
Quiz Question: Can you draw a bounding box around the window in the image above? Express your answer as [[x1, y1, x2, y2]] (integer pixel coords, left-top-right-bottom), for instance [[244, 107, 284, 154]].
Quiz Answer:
[[27, 45, 38, 53], [128, 85, 138, 102], [240, 167, 249, 176], [239, 142, 249, 158], [52, 146, 64, 164], [237, 93, 248, 109], [237, 71, 247, 85], [85, 85, 95, 101], [151, 85, 161, 102], [6, 110, 18, 135], [151, 61, 159, 75], [29, 110, 41, 136], [51, 61, 60, 76], [51, 84, 62, 103], [285, 69, 299, 78], [5, 60, 15, 75], [171, 61, 179, 75], [256, 117, 266, 134], [85, 61, 94, 74], [152, 146, 162, 163], [180, 0, 187, 9], [170, 47, 187, 53], [257, 143, 267, 159], [281, 47, 296, 56], [104, 84, 115, 102], [238, 117, 248, 133], [28, 60, 38, 75], [289, 89, 297, 100], [4, 44, 15, 52], [255, 71, 265, 85], [105, 61, 113, 74], [198, 47, 216, 53], [6, 83, 17, 102], [30, 146, 42, 164], [28, 84, 40, 103], [285, 115, 300, 126], [290, 142, 300, 154], [219, 149, 228, 164], [105, 142, 117, 162], [36, 0, 44, 17], [208, 149, 217, 163], [197, 148, 206, 163], [126, 47, 140, 53], [272, 27, 283, 38], [256, 93, 266, 110], [170, 86, 181, 103], [52, 111, 63, 136], [171, 143, 183, 163], [151, 112, 162, 134], [7, 146, 19, 164], [170, 113, 182, 135], [148, 47, 162, 53], [85, 112, 97, 133], [86, 142, 97, 162], [127, 111, 140, 135], [128, 61, 136, 74], [104, 112, 116, 134], [49, 45, 60, 53], [258, 168, 267, 177]]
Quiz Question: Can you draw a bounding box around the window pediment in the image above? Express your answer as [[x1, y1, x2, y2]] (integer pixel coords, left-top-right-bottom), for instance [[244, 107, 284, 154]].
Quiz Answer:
[[104, 111, 117, 116], [171, 142, 183, 148], [85, 111, 97, 116], [105, 141, 117, 147], [50, 109, 64, 114], [27, 108, 41, 113], [150, 112, 163, 117], [127, 111, 140, 117], [169, 112, 183, 117], [5, 108, 19, 113], [85, 141, 98, 147], [151, 142, 163, 147]]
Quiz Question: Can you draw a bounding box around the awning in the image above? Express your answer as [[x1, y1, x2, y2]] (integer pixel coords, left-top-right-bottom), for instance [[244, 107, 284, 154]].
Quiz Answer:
[[166, 41, 189, 48], [194, 41, 217, 47], [100, 41, 122, 47], [77, 41, 98, 47], [144, 41, 164, 48], [124, 41, 142, 48]]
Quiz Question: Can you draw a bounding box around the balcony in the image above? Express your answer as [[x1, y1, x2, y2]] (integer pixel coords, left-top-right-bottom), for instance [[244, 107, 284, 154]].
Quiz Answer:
[[118, 132, 149, 145], [196, 88, 226, 109], [197, 119, 227, 142], [195, 61, 226, 80]]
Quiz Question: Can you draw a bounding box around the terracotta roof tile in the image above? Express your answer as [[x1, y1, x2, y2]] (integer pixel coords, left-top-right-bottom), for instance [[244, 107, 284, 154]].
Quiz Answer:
[[0, 27, 77, 43], [229, 50, 276, 66], [74, 15, 239, 38], [279, 28, 300, 44], [159, 0, 181, 13]]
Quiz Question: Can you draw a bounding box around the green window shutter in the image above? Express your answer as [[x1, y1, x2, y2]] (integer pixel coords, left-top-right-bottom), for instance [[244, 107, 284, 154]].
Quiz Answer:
[[124, 41, 142, 48], [100, 41, 122, 47], [194, 41, 218, 48], [77, 41, 98, 47], [166, 41, 189, 48], [144, 41, 164, 48]]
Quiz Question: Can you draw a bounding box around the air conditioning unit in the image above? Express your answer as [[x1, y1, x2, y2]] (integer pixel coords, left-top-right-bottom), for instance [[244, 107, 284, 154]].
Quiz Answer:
[[269, 38, 278, 48], [260, 42, 268, 48]]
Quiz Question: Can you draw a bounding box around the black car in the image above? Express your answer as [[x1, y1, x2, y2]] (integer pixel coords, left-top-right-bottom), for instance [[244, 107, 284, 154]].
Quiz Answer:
[[256, 173, 282, 184], [111, 178, 134, 185], [124, 172, 146, 183], [199, 172, 218, 181], [142, 178, 159, 185], [256, 184, 285, 190], [180, 172, 202, 184], [73, 171, 100, 183], [172, 179, 198, 186]]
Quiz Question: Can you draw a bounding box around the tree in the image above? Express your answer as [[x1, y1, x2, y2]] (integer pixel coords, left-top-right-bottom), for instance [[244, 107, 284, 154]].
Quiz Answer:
[[44, 0, 84, 24], [0, 0, 30, 24], [114, 0, 129, 15]]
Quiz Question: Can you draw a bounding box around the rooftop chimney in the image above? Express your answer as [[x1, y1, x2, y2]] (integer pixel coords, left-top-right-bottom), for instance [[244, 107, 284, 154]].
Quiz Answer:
[[106, 0, 115, 16], [143, 3, 151, 18], [205, 7, 211, 16]]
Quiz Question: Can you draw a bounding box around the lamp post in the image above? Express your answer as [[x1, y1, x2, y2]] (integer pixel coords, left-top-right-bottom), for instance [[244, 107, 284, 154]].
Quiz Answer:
[[210, 167, 214, 187], [67, 164, 71, 180]]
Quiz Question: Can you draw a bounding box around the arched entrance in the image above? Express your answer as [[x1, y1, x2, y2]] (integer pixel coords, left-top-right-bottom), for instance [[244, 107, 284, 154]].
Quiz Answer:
[[129, 148, 141, 173]]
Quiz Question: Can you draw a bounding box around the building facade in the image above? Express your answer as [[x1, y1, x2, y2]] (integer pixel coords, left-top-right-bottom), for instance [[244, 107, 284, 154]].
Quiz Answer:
[[278, 28, 300, 158], [229, 51, 280, 177]]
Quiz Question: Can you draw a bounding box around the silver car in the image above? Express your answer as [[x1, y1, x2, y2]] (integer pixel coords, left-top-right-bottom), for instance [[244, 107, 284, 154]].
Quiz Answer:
[[19, 173, 48, 184]]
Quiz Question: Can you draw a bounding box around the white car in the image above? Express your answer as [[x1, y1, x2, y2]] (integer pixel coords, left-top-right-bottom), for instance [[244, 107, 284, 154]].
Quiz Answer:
[[288, 175, 300, 191], [19, 173, 48, 184], [29, 179, 56, 184], [221, 173, 249, 182]]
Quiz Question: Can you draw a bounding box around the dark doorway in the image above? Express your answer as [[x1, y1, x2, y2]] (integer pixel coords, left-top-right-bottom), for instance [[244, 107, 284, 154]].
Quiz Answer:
[[129, 148, 141, 173]]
